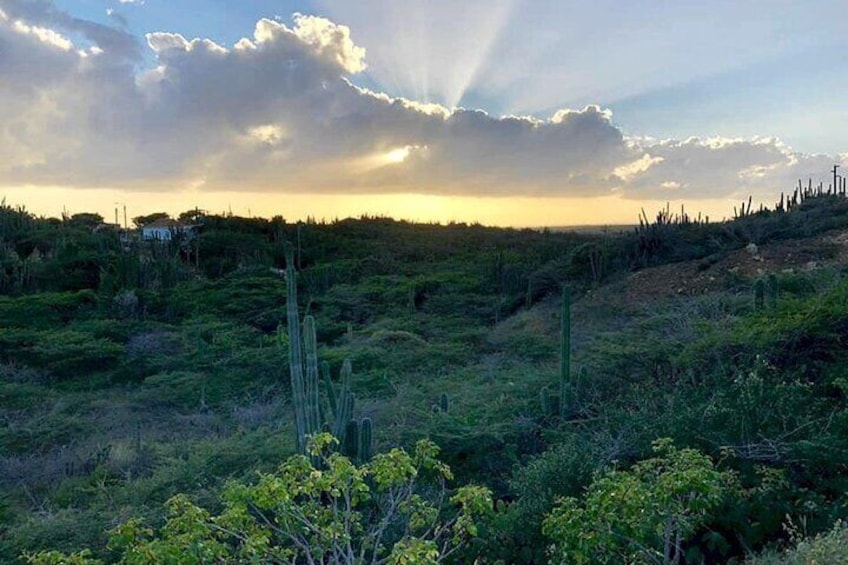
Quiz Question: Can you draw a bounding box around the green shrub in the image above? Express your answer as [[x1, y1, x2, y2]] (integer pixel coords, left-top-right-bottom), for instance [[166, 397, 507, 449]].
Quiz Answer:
[[747, 520, 848, 565], [0, 291, 98, 328], [23, 436, 493, 565], [543, 439, 735, 565], [483, 434, 601, 563], [0, 328, 123, 381], [168, 274, 286, 330]]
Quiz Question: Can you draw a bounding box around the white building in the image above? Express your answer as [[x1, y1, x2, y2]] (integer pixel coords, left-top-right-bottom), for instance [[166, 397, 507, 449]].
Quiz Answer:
[[141, 218, 193, 241]]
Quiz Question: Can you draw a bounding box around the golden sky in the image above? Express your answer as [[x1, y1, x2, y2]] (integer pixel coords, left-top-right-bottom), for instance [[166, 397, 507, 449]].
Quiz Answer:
[[2, 186, 741, 227]]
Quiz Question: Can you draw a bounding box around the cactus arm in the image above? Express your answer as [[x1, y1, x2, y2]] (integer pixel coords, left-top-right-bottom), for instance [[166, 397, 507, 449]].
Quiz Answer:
[[322, 361, 338, 419]]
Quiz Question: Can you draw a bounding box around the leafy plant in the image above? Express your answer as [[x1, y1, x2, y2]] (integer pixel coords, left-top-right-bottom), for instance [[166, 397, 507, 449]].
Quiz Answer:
[[24, 435, 493, 565], [543, 439, 734, 565]]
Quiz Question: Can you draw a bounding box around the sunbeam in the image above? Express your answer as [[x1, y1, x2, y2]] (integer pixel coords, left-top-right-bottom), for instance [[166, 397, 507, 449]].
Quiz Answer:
[[313, 0, 516, 108]]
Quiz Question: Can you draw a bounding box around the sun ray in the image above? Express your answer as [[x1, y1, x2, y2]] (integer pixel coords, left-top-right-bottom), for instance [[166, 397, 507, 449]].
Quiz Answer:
[[313, 0, 516, 109]]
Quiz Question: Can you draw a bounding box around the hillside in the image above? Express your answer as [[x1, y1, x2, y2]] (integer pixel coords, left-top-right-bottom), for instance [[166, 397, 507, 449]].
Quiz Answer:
[[3, 195, 848, 563]]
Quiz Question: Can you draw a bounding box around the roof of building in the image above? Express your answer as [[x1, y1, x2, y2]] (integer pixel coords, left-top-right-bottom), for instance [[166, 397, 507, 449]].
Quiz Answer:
[[142, 218, 182, 229]]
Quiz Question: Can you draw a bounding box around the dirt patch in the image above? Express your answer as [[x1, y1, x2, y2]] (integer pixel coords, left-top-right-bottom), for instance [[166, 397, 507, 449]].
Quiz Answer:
[[588, 229, 848, 305]]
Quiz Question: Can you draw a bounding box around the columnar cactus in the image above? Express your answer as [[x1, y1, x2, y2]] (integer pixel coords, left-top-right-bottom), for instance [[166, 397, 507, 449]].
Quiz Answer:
[[343, 420, 359, 459], [322, 361, 337, 419], [286, 248, 320, 454], [576, 366, 588, 405], [439, 392, 450, 414], [336, 418, 374, 462], [331, 360, 355, 441], [538, 285, 577, 419], [560, 285, 572, 417], [302, 316, 322, 442], [285, 249, 375, 458], [359, 417, 373, 461], [540, 386, 560, 417], [766, 274, 778, 309], [753, 278, 765, 312], [286, 249, 350, 454]]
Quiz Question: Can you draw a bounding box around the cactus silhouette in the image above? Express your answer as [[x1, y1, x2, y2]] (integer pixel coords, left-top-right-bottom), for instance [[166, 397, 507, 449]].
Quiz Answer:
[[753, 278, 765, 312]]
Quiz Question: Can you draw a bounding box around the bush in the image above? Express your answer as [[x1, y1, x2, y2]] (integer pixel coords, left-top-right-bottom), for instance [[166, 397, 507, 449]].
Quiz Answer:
[[0, 328, 123, 381], [747, 520, 848, 565], [24, 435, 493, 564], [543, 439, 735, 565], [0, 291, 98, 328]]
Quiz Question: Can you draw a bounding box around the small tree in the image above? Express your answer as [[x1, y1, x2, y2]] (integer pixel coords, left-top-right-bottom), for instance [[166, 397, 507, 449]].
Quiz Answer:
[[543, 439, 733, 565], [25, 434, 493, 565]]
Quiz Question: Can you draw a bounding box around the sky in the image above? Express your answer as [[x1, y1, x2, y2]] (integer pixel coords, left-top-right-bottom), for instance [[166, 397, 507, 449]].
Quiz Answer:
[[1, 0, 846, 226]]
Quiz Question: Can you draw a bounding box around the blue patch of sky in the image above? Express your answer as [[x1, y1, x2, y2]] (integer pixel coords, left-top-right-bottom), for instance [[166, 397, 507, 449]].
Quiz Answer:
[[606, 42, 848, 154]]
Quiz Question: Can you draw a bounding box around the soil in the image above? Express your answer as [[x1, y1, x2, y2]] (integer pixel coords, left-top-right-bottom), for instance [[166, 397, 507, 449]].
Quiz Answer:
[[586, 228, 848, 305]]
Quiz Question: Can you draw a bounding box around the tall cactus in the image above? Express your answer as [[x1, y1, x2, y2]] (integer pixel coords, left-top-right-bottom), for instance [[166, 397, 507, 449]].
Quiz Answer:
[[285, 249, 374, 456], [560, 285, 572, 417], [540, 386, 560, 417], [331, 359, 355, 441], [285, 249, 322, 454], [286, 248, 312, 453], [338, 418, 374, 462], [322, 361, 337, 419], [576, 365, 588, 405], [302, 316, 322, 439], [753, 278, 765, 312], [766, 274, 778, 310], [539, 285, 577, 419], [359, 417, 373, 461], [343, 420, 360, 459]]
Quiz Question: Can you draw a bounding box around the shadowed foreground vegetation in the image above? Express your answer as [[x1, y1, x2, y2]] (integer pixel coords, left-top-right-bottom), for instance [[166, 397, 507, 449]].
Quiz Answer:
[[3, 194, 848, 563]]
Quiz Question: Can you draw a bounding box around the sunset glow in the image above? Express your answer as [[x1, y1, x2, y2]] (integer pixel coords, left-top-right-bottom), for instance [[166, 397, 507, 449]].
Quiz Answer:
[[383, 147, 411, 165]]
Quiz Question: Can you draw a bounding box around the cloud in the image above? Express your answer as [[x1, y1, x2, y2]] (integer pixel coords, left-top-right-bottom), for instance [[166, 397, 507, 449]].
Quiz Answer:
[[0, 5, 844, 203], [1, 0, 140, 59], [620, 137, 840, 200]]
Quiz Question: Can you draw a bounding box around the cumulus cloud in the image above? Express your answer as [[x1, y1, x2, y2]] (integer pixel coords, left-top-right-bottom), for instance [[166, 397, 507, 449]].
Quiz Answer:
[[0, 3, 844, 202], [618, 137, 842, 200]]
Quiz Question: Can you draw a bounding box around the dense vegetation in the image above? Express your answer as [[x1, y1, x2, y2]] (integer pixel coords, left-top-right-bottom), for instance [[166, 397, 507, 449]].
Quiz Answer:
[[3, 193, 848, 563]]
